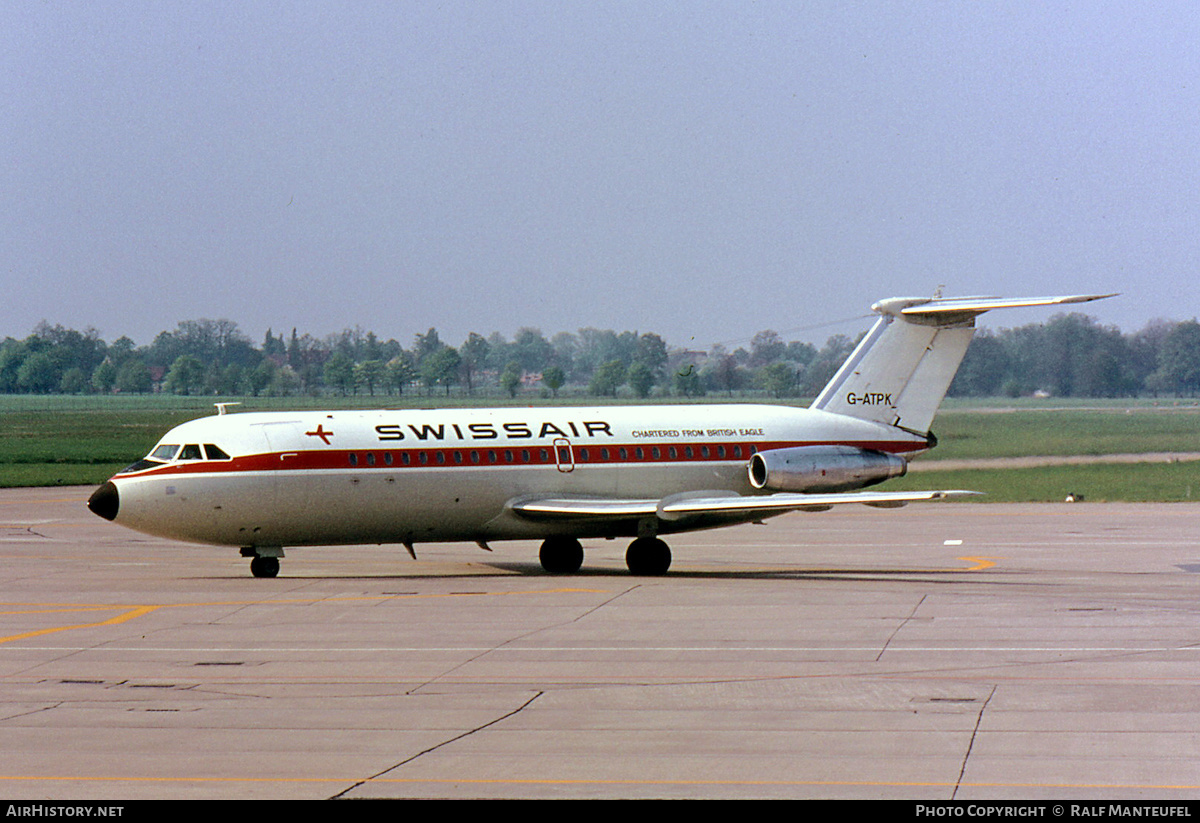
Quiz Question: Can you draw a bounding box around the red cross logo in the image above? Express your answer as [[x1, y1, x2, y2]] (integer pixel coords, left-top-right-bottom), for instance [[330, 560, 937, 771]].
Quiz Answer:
[[306, 424, 333, 445]]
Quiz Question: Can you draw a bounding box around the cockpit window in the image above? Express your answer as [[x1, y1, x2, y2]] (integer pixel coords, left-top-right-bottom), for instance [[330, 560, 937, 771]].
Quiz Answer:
[[151, 444, 179, 461], [203, 444, 231, 460], [120, 458, 160, 473], [178, 444, 203, 460]]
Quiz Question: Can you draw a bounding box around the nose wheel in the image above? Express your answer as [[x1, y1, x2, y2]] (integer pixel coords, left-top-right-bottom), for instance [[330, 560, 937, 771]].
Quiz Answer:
[[242, 547, 283, 578], [249, 556, 280, 578]]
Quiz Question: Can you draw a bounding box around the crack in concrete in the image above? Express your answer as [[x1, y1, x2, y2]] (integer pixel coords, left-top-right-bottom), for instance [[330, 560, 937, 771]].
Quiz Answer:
[[330, 691, 543, 800], [877, 594, 927, 662], [952, 685, 997, 801]]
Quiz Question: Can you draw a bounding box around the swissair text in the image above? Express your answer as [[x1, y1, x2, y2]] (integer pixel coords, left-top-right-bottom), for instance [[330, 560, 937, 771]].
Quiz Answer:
[[376, 421, 613, 442]]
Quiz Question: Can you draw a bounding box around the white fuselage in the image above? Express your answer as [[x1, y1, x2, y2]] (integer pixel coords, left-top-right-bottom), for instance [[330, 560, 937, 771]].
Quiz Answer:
[[102, 404, 929, 549]]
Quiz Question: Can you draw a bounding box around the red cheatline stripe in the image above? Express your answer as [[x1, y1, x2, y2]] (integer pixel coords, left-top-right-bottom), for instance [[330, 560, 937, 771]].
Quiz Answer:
[[114, 439, 922, 478]]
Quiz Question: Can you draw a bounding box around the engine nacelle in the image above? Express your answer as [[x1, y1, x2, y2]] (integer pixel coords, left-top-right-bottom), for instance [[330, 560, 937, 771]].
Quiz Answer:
[[747, 445, 907, 493]]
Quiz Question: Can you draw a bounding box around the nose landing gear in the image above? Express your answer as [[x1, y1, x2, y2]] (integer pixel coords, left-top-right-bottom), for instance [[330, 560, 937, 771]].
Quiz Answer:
[[249, 556, 280, 578], [242, 547, 283, 578]]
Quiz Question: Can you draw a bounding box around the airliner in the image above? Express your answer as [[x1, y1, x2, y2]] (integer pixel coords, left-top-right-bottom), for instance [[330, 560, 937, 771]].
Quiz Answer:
[[87, 293, 1111, 577]]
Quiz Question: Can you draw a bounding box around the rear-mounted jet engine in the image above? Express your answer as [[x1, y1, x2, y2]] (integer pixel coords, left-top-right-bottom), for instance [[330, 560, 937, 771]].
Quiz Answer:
[[748, 445, 907, 493]]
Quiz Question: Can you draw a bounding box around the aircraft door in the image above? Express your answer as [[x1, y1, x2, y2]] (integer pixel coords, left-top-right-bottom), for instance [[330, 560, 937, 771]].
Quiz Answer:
[[553, 438, 575, 473], [250, 421, 300, 506]]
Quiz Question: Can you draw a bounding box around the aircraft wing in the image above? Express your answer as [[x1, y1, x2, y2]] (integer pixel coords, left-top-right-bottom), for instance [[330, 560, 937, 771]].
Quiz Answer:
[[510, 489, 979, 523], [510, 498, 660, 519], [656, 489, 978, 517]]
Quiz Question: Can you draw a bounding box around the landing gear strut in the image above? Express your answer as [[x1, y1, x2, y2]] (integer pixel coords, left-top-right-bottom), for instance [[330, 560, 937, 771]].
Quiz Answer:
[[539, 537, 584, 573], [626, 536, 671, 575]]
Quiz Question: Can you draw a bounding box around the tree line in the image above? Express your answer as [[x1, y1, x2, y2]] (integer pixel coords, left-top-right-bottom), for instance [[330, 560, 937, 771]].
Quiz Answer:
[[2, 312, 1198, 400]]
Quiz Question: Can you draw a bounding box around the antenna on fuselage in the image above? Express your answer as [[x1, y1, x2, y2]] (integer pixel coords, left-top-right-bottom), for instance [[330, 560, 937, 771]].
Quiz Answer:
[[214, 402, 242, 416]]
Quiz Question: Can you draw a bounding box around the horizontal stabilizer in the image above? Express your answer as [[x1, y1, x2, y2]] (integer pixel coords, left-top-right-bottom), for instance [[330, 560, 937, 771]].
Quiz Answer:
[[889, 293, 1118, 319]]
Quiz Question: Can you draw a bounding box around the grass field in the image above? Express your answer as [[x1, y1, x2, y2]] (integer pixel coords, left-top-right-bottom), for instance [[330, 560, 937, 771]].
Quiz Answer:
[[890, 461, 1200, 503], [922, 406, 1200, 460], [1, 408, 201, 486], [4, 395, 1200, 500]]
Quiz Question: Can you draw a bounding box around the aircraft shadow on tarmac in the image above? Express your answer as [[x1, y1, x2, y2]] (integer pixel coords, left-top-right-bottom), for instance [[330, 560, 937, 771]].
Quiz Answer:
[[201, 560, 1014, 584]]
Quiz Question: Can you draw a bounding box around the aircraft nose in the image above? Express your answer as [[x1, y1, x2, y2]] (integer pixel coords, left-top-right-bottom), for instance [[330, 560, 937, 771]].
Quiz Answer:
[[87, 481, 119, 521]]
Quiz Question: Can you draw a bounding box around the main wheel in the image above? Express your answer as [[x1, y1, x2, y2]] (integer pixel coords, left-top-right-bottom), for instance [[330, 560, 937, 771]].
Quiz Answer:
[[539, 537, 584, 574], [626, 537, 671, 575], [250, 556, 280, 578]]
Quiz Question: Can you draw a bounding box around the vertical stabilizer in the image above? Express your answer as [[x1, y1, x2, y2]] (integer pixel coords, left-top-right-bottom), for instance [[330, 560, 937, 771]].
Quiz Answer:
[[810, 293, 1115, 435]]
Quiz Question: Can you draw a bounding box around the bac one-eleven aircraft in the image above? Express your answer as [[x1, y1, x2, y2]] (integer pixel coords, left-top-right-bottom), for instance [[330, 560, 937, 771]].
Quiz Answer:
[[88, 293, 1110, 577]]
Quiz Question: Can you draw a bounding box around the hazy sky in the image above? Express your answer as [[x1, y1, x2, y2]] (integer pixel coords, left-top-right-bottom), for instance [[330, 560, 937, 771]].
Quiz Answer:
[[5, 1, 1196, 350]]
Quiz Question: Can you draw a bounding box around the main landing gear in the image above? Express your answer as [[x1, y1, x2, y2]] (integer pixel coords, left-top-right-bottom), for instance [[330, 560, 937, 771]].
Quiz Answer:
[[625, 536, 671, 576], [539, 537, 584, 574], [537, 536, 672, 576]]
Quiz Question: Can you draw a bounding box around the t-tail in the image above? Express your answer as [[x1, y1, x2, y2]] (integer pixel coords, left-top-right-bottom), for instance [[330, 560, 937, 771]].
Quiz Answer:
[[811, 293, 1116, 436]]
